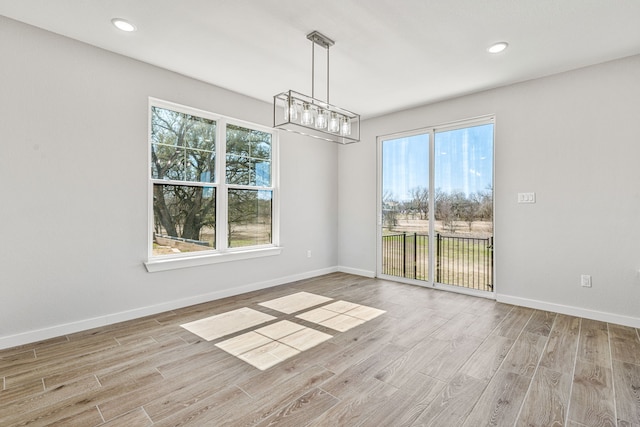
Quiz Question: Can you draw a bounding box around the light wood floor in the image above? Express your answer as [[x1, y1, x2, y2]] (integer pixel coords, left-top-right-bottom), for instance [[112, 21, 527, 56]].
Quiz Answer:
[[1, 273, 639, 426]]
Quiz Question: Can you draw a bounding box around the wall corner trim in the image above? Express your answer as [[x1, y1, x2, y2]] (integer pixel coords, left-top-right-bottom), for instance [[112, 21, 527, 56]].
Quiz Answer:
[[337, 266, 376, 278]]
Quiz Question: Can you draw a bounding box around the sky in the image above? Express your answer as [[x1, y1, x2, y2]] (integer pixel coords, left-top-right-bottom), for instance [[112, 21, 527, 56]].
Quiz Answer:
[[382, 123, 493, 202]]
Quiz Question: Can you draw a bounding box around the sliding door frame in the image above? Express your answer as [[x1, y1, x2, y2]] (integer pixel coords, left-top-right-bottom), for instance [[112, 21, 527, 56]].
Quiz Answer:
[[376, 115, 496, 299]]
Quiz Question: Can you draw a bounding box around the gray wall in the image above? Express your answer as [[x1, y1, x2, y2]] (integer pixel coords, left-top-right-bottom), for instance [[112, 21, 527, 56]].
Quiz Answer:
[[339, 54, 640, 327], [0, 17, 338, 348]]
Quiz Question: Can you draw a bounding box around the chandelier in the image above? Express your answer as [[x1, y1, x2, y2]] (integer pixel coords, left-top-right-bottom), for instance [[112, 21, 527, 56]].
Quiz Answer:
[[273, 31, 360, 144]]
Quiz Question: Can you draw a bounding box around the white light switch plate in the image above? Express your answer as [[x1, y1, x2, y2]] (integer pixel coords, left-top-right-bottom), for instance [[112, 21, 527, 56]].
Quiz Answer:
[[517, 192, 536, 203]]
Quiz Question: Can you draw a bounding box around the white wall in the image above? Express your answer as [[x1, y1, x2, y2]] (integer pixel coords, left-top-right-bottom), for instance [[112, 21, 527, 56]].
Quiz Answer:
[[0, 17, 339, 348], [339, 54, 640, 327]]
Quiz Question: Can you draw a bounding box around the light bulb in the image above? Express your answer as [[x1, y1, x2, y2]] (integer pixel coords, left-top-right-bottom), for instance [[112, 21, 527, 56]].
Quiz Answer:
[[301, 103, 314, 126], [284, 97, 298, 122], [328, 113, 340, 133], [315, 109, 327, 129], [341, 117, 351, 136]]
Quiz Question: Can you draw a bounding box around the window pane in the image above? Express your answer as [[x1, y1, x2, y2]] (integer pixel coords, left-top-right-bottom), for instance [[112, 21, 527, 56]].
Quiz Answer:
[[226, 124, 272, 186], [434, 123, 493, 235], [382, 134, 430, 228], [228, 189, 272, 248], [151, 106, 216, 183], [152, 184, 215, 255]]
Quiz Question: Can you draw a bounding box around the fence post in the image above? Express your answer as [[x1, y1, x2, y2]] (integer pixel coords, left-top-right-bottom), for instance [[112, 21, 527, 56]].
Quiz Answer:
[[413, 232, 417, 279], [489, 236, 494, 290], [436, 233, 441, 283], [402, 232, 406, 278]]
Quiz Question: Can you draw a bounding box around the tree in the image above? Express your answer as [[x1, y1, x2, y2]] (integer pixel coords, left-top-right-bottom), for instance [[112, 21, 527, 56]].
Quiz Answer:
[[382, 190, 399, 229], [408, 187, 429, 219], [151, 107, 217, 243]]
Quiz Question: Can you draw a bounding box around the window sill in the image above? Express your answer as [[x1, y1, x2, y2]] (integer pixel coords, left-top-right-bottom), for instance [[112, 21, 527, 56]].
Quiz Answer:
[[144, 246, 282, 273]]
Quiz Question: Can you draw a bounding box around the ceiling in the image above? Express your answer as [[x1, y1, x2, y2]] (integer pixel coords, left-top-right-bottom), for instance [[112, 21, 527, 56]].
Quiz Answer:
[[1, 0, 639, 118]]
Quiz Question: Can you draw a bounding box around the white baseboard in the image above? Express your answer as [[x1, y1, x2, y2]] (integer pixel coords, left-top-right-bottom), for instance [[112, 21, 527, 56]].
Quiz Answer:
[[0, 267, 339, 350], [497, 293, 640, 328], [337, 266, 376, 278]]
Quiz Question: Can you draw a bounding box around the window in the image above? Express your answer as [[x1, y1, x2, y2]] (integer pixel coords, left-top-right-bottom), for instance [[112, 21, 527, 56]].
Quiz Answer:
[[147, 99, 279, 271]]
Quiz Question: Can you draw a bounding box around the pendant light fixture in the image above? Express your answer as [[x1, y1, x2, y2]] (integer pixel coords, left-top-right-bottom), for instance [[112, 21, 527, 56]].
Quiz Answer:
[[273, 31, 360, 144]]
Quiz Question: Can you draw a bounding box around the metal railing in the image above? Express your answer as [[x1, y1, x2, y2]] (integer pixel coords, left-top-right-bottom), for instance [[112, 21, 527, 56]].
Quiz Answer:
[[382, 232, 493, 291]]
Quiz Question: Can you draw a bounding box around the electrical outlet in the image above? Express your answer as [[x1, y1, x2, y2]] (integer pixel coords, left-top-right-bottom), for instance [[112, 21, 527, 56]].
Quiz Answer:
[[307, 250, 312, 258], [581, 274, 592, 288]]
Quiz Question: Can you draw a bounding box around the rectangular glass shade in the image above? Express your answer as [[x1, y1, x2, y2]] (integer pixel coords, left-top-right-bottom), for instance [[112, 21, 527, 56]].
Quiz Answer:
[[151, 106, 216, 182], [228, 189, 272, 248], [226, 124, 272, 186], [152, 184, 215, 256], [273, 90, 360, 144]]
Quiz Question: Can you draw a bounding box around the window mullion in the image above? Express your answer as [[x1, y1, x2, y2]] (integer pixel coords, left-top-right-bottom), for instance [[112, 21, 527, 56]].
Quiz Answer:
[[216, 118, 228, 252]]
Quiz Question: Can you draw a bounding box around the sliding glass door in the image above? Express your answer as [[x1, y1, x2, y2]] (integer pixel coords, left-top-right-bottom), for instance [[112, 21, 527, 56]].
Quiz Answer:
[[378, 117, 494, 295]]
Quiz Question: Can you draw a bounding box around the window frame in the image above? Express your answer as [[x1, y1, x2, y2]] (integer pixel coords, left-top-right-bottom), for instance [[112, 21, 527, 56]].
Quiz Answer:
[[145, 98, 280, 272]]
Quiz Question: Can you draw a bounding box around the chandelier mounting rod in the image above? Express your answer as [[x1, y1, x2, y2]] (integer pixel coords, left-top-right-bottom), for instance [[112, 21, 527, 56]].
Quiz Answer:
[[307, 31, 334, 104]]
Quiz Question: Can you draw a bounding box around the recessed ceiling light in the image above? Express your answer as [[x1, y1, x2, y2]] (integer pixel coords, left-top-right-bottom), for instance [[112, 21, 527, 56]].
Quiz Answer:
[[487, 42, 508, 54], [111, 18, 136, 32]]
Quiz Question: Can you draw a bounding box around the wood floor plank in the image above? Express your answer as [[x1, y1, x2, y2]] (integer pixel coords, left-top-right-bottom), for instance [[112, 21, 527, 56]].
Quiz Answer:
[[198, 365, 332, 427], [252, 387, 339, 427], [0, 375, 102, 426], [308, 376, 397, 426], [373, 337, 449, 388], [409, 372, 488, 426], [234, 346, 334, 399], [523, 310, 556, 337], [430, 312, 480, 341], [322, 345, 404, 397], [0, 379, 45, 408], [419, 334, 484, 381], [578, 318, 611, 366], [44, 335, 184, 388], [97, 407, 153, 427], [462, 370, 531, 427], [491, 306, 534, 340], [539, 314, 580, 373], [387, 311, 449, 349], [355, 373, 445, 427], [319, 326, 401, 375], [97, 355, 245, 422], [501, 331, 547, 378], [612, 360, 640, 426], [458, 334, 514, 381], [143, 366, 261, 422], [44, 405, 104, 427], [464, 313, 511, 339], [516, 366, 572, 427], [0, 348, 36, 371], [567, 359, 616, 427], [150, 386, 251, 427], [609, 324, 640, 365], [3, 336, 120, 387]]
